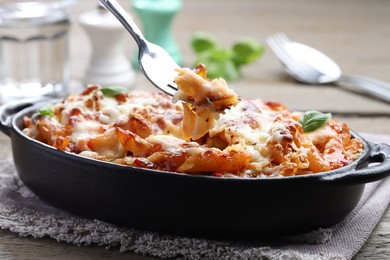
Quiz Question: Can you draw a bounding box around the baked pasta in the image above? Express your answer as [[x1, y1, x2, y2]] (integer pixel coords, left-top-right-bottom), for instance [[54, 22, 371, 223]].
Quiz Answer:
[[22, 65, 363, 177]]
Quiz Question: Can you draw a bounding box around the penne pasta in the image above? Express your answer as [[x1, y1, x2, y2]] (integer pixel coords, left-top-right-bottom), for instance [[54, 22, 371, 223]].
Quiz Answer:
[[22, 66, 363, 178]]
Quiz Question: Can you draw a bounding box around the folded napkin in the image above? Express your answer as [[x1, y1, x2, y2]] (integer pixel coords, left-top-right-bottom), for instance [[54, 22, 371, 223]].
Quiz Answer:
[[0, 133, 389, 259]]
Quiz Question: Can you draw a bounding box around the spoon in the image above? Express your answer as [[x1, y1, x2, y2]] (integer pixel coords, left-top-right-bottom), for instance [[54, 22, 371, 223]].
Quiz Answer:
[[267, 33, 390, 103]]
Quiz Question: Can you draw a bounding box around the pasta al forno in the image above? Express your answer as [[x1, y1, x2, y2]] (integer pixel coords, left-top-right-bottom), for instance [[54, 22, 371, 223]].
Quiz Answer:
[[22, 65, 363, 178]]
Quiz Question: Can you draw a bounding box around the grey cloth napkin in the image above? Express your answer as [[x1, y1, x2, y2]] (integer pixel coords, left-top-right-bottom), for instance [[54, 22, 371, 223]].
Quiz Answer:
[[0, 133, 389, 260]]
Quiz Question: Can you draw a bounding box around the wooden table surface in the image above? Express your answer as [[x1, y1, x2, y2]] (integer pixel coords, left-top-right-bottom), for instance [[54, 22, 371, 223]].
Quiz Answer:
[[1, 0, 390, 259]]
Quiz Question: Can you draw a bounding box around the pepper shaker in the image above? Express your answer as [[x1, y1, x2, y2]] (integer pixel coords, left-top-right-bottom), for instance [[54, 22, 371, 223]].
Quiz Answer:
[[79, 5, 135, 88], [132, 0, 182, 68]]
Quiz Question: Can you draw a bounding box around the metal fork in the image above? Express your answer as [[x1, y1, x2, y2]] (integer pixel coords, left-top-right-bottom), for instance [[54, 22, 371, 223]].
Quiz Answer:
[[266, 33, 322, 84], [266, 32, 390, 103], [99, 0, 179, 96]]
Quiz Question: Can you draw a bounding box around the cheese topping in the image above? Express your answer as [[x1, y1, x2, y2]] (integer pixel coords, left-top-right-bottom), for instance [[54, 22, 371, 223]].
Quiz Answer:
[[22, 67, 363, 178]]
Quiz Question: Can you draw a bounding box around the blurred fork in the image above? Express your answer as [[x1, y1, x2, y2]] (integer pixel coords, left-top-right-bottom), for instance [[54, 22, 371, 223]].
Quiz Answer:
[[267, 32, 390, 103], [266, 33, 322, 84], [99, 0, 179, 96]]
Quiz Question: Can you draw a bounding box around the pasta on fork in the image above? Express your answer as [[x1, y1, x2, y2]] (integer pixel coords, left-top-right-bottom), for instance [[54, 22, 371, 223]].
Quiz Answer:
[[23, 65, 363, 177], [174, 64, 238, 140]]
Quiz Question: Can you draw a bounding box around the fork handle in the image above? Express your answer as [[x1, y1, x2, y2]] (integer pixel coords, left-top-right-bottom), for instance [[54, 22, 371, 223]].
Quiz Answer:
[[99, 0, 146, 47], [339, 75, 390, 103]]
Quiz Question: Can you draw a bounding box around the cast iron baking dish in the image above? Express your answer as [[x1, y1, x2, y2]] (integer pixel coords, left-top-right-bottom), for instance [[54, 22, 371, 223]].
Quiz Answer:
[[1, 99, 390, 239]]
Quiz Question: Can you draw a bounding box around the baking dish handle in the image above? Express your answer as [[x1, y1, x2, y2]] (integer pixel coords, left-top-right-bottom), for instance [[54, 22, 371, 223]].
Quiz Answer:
[[321, 142, 390, 185], [0, 98, 50, 137]]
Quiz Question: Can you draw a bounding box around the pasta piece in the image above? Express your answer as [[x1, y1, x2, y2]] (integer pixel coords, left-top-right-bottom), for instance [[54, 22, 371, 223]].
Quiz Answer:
[[174, 64, 239, 140], [116, 127, 159, 157], [147, 151, 190, 172], [116, 115, 151, 138], [178, 146, 251, 174], [86, 128, 122, 159]]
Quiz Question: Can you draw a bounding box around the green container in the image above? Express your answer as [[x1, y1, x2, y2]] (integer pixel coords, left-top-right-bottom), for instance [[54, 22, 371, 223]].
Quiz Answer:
[[132, 0, 183, 68]]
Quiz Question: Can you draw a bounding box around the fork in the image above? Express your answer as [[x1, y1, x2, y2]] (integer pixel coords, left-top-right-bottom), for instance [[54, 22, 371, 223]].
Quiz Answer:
[[266, 33, 322, 84], [99, 0, 179, 96], [267, 32, 390, 103]]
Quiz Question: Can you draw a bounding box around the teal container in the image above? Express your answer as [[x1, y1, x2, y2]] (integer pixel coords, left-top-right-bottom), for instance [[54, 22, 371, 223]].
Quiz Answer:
[[132, 0, 182, 68]]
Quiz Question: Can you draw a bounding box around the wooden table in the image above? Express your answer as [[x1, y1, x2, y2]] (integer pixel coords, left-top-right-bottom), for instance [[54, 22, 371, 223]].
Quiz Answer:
[[0, 0, 389, 258]]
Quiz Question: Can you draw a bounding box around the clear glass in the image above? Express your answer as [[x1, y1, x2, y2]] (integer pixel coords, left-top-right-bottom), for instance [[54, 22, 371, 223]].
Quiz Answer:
[[0, 0, 76, 103]]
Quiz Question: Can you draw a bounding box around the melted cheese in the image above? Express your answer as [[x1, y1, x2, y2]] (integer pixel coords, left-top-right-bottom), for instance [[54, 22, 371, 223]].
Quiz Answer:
[[71, 119, 103, 143], [23, 79, 363, 178]]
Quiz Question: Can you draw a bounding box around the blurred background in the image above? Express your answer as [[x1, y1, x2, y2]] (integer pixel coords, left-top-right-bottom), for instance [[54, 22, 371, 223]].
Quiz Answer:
[[69, 0, 390, 93]]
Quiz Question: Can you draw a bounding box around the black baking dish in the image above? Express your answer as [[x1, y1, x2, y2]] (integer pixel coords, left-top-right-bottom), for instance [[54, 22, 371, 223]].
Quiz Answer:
[[1, 98, 390, 239]]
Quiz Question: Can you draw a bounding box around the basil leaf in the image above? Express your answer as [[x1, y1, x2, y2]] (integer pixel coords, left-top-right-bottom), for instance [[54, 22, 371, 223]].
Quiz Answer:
[[299, 110, 331, 133], [191, 32, 265, 82], [232, 39, 264, 66], [100, 85, 128, 97], [39, 106, 55, 118], [194, 47, 241, 81], [191, 32, 219, 53], [209, 58, 240, 81]]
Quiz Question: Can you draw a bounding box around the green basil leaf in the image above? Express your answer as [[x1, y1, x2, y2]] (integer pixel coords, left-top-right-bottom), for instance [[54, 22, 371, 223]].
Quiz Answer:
[[232, 39, 264, 66], [39, 106, 55, 118], [195, 51, 240, 81], [100, 85, 128, 97], [191, 32, 219, 53], [191, 32, 265, 81], [299, 110, 331, 133]]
